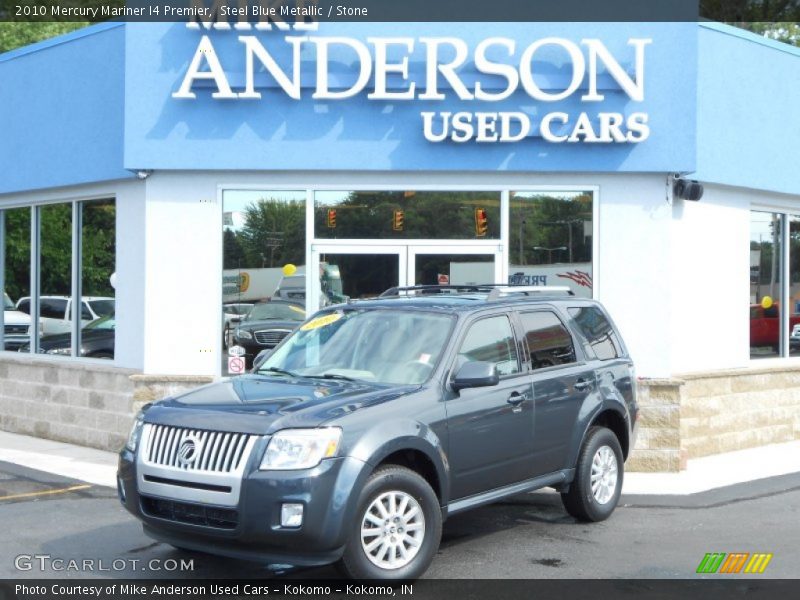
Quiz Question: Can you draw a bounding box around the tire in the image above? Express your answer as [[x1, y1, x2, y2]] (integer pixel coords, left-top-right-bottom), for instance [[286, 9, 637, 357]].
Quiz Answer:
[[337, 465, 441, 580], [223, 324, 230, 349], [561, 426, 624, 522]]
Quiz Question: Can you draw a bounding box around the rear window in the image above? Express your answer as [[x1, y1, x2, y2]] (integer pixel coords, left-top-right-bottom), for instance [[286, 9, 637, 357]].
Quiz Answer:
[[568, 306, 623, 360]]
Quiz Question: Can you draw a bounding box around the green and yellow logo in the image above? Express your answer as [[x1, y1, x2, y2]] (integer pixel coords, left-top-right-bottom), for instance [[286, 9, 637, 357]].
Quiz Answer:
[[696, 552, 773, 574]]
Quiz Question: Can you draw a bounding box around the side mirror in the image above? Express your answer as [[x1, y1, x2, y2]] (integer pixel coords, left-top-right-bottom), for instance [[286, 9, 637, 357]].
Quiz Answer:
[[451, 361, 500, 391], [230, 316, 242, 324]]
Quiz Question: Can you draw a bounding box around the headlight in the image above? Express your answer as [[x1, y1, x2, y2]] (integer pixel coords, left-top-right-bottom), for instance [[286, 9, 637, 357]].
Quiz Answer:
[[125, 414, 145, 452], [45, 347, 71, 355], [260, 428, 342, 470], [236, 329, 252, 340]]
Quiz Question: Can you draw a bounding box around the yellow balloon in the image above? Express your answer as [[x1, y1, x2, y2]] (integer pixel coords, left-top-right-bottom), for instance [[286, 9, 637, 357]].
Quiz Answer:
[[282, 263, 297, 277], [761, 296, 773, 309]]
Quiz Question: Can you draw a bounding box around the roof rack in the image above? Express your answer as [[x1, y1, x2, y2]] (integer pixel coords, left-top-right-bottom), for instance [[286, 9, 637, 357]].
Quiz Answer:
[[379, 284, 494, 297], [486, 286, 574, 300], [378, 284, 574, 300]]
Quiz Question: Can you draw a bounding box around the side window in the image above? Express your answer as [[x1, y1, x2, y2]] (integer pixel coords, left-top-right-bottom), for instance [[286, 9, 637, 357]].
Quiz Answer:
[[457, 315, 520, 376], [40, 298, 68, 320], [519, 311, 576, 369], [568, 306, 622, 360], [17, 299, 30, 314]]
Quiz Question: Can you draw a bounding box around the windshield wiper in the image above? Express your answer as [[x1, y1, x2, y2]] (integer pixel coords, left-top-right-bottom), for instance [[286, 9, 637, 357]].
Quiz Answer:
[[260, 367, 298, 377], [306, 373, 360, 382]]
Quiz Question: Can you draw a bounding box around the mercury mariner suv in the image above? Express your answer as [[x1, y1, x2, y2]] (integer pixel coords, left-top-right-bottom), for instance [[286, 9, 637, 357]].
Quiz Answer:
[[118, 285, 637, 580]]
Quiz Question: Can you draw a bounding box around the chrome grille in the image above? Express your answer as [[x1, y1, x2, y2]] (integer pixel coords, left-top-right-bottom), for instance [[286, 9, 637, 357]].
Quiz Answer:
[[254, 329, 291, 346], [144, 425, 253, 474], [4, 324, 28, 335]]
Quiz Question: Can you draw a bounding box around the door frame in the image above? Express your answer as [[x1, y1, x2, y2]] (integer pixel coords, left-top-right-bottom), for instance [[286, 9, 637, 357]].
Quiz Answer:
[[407, 244, 503, 288]]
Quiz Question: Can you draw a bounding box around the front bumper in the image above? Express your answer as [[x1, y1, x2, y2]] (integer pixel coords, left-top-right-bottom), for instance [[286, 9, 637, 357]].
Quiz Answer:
[[118, 448, 368, 566]]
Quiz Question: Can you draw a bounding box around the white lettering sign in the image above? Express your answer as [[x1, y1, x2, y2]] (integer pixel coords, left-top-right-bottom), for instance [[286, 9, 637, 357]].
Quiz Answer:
[[173, 26, 652, 144]]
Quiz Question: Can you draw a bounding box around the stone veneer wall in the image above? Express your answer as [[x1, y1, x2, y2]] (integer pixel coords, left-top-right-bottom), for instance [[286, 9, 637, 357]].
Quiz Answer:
[[2, 355, 799, 470], [629, 366, 800, 472], [0, 355, 211, 452]]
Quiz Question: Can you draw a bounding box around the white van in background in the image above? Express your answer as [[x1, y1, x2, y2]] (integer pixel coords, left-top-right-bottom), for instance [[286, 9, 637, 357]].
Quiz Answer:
[[16, 296, 114, 336]]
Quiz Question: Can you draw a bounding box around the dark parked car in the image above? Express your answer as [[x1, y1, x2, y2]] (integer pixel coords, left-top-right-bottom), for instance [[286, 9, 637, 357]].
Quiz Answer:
[[118, 286, 637, 580], [231, 300, 305, 366], [18, 314, 115, 358]]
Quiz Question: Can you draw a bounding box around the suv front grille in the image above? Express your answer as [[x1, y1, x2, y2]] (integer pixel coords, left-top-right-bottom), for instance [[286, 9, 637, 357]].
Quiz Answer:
[[144, 425, 253, 474], [254, 329, 290, 346], [141, 496, 238, 529]]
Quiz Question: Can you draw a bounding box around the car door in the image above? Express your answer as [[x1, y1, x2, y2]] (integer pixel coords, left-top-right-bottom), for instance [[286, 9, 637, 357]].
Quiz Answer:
[[445, 313, 535, 500], [517, 309, 597, 476]]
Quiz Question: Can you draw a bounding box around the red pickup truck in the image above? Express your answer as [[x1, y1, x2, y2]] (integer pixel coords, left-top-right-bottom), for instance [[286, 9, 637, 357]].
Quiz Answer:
[[750, 304, 800, 349]]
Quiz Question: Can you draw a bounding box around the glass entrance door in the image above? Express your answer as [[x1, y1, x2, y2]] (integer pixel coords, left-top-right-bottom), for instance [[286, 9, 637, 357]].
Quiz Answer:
[[310, 244, 501, 310]]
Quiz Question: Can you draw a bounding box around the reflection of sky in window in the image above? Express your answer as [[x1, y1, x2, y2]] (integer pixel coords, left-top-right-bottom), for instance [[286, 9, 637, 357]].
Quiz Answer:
[[222, 190, 305, 232], [751, 212, 781, 243]]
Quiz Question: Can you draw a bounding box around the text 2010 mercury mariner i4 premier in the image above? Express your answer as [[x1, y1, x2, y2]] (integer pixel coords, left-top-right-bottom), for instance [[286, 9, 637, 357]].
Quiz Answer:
[[118, 285, 637, 579]]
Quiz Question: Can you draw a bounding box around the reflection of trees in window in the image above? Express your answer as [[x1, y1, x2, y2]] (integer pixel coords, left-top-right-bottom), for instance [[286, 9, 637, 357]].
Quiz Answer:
[[228, 198, 305, 269], [40, 203, 72, 296], [314, 191, 501, 240], [82, 200, 116, 297], [510, 192, 593, 266], [4, 208, 31, 302]]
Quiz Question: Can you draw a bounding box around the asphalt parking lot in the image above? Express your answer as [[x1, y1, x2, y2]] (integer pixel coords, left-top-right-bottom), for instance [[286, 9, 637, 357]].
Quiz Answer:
[[2, 461, 799, 580]]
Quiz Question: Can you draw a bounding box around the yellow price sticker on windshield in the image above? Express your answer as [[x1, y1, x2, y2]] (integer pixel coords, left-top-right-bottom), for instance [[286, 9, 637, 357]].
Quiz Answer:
[[300, 312, 342, 331]]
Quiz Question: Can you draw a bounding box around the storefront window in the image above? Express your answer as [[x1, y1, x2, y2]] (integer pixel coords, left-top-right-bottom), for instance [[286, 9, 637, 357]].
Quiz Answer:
[[81, 199, 117, 359], [314, 191, 501, 240], [750, 211, 784, 358], [509, 191, 593, 298], [221, 190, 306, 375], [1, 198, 116, 358]]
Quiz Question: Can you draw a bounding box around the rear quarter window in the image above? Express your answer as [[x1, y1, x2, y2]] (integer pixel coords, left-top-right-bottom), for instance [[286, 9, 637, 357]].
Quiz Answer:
[[568, 306, 623, 360]]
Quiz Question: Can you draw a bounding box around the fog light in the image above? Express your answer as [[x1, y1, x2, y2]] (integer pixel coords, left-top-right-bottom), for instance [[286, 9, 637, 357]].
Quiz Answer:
[[281, 503, 304, 527], [117, 476, 126, 504]]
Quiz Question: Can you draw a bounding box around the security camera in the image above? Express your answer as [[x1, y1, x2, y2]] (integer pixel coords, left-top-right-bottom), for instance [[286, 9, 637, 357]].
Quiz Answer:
[[673, 178, 704, 201]]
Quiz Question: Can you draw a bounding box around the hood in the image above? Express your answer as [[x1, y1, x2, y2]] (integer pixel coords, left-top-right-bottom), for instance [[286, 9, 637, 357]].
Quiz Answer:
[[3, 309, 31, 325], [142, 374, 415, 435]]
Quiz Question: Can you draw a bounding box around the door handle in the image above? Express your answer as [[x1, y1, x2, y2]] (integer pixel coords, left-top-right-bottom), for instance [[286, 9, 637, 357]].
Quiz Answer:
[[574, 378, 594, 392], [507, 392, 526, 406]]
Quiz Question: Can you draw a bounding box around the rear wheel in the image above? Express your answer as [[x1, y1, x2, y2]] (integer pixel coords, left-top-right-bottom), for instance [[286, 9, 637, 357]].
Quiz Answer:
[[561, 426, 623, 522], [337, 466, 441, 580]]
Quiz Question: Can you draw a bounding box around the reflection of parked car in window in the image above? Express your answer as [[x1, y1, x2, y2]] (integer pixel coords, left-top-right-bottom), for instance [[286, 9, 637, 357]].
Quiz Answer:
[[222, 303, 253, 349], [16, 295, 114, 336], [119, 285, 636, 580], [3, 292, 32, 350], [232, 300, 305, 367], [749, 304, 800, 351], [18, 314, 115, 358]]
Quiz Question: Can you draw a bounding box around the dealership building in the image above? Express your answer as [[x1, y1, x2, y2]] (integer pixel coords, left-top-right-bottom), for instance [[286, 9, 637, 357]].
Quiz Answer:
[[0, 18, 798, 471]]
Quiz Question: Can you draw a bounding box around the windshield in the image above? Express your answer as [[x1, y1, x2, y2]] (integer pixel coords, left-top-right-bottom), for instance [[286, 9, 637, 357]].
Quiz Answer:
[[247, 302, 306, 322], [259, 308, 454, 385], [3, 293, 14, 310], [89, 299, 115, 317], [86, 314, 115, 330]]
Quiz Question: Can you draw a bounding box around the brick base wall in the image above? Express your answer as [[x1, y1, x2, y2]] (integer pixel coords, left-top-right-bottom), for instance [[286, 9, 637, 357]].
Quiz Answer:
[[0, 356, 211, 452], [629, 366, 800, 472], [2, 356, 799, 470]]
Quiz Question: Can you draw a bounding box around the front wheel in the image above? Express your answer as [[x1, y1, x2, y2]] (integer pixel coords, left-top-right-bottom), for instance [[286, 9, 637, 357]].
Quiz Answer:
[[338, 466, 441, 580], [561, 426, 624, 522]]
